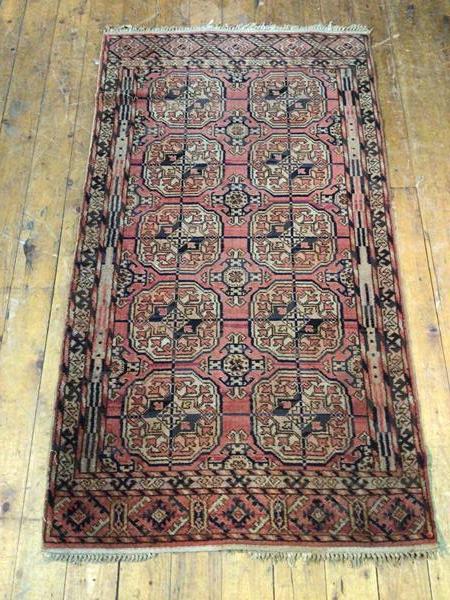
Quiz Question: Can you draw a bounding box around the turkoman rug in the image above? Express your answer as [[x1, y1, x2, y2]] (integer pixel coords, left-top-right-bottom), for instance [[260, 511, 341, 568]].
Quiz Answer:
[[44, 24, 437, 563]]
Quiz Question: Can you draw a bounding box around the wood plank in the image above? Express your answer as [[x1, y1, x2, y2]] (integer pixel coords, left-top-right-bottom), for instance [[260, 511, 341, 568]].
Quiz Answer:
[[385, 0, 450, 366], [4, 0, 93, 530], [325, 563, 378, 600], [319, 0, 353, 25], [301, 1, 323, 23], [3, 0, 95, 598], [9, 519, 67, 600], [263, 0, 324, 25], [158, 0, 190, 27], [222, 0, 257, 24], [265, 0, 308, 25], [118, 554, 171, 599], [428, 557, 450, 600], [377, 562, 431, 600], [171, 551, 222, 600], [265, 0, 325, 26], [10, 255, 76, 598], [121, 0, 159, 27], [190, 0, 222, 25], [0, 0, 62, 337], [222, 554, 273, 600], [5, 2, 128, 597], [64, 563, 119, 600], [274, 561, 327, 600], [0, 0, 28, 124]]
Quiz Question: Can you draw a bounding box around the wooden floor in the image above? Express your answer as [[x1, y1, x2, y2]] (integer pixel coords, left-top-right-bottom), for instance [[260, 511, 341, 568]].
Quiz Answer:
[[0, 0, 449, 598]]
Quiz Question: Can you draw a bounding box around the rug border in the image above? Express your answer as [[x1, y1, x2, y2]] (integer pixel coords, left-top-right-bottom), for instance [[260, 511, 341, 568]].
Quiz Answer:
[[362, 31, 440, 549], [41, 23, 441, 565]]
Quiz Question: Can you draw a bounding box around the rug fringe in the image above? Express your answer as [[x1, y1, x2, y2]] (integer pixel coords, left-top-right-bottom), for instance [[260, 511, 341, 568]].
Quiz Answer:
[[103, 22, 371, 36], [249, 547, 439, 567], [44, 549, 157, 564], [44, 545, 438, 566]]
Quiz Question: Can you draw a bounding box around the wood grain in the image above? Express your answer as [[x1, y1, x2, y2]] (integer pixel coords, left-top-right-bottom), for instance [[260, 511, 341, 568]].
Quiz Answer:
[[0, 0, 61, 337], [0, 2, 448, 600]]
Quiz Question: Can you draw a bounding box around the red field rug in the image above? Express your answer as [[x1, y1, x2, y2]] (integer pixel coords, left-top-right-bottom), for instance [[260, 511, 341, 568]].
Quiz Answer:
[[44, 24, 437, 563]]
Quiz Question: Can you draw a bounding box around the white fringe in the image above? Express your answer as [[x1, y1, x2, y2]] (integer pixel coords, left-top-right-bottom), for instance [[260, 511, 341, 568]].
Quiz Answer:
[[103, 22, 371, 36], [44, 545, 438, 566], [45, 549, 157, 564], [249, 547, 438, 567]]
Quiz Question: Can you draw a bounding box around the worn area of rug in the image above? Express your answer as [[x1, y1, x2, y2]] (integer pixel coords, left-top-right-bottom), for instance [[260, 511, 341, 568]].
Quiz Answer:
[[44, 26, 437, 561]]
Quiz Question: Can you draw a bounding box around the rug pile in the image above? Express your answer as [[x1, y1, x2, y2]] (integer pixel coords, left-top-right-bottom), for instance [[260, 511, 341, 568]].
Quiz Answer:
[[44, 25, 436, 563]]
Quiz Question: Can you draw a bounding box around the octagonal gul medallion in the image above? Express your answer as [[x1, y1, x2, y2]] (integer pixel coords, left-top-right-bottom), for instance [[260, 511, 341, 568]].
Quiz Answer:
[[252, 369, 352, 465], [149, 73, 224, 127], [250, 72, 326, 128], [250, 134, 330, 196], [250, 281, 342, 361], [130, 282, 221, 361], [137, 205, 222, 273], [250, 203, 335, 273], [123, 370, 221, 465], [143, 134, 224, 196]]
